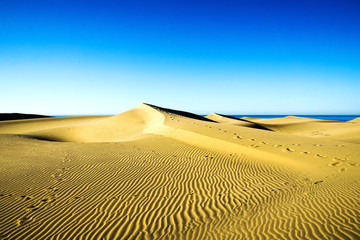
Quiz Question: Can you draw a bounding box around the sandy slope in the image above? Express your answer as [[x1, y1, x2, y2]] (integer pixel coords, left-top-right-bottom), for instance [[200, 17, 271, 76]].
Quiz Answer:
[[0, 104, 359, 239], [239, 115, 360, 144]]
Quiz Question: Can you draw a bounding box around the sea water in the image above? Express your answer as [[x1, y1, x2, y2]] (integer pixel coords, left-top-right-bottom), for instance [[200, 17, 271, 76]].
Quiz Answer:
[[229, 115, 360, 121]]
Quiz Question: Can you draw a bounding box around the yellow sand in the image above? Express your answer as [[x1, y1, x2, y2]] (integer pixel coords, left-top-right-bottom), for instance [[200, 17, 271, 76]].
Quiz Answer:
[[0, 104, 359, 239], [239, 115, 360, 144]]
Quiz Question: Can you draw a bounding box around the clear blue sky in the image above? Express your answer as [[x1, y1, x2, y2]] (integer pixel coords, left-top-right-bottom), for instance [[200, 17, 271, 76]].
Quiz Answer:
[[1, 0, 359, 115]]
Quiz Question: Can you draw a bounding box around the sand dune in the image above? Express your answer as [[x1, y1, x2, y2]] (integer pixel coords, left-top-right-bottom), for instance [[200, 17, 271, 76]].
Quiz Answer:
[[0, 104, 359, 239], [205, 113, 272, 131], [349, 117, 360, 124], [238, 116, 360, 144]]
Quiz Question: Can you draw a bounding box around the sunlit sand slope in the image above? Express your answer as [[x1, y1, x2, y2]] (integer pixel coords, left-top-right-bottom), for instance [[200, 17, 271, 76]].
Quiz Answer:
[[0, 104, 359, 239], [237, 115, 360, 144]]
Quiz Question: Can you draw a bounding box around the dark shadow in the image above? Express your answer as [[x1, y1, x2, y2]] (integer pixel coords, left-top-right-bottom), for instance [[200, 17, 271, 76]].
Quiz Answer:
[[0, 113, 53, 121], [28, 135, 62, 142], [144, 103, 217, 123], [3, 134, 63, 142], [214, 113, 273, 131]]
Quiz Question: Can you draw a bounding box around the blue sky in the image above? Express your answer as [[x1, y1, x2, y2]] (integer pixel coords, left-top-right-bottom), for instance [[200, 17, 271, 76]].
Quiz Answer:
[[1, 0, 359, 115]]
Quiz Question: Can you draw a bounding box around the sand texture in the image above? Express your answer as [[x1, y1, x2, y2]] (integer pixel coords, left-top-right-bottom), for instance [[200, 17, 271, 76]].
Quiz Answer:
[[0, 104, 359, 239]]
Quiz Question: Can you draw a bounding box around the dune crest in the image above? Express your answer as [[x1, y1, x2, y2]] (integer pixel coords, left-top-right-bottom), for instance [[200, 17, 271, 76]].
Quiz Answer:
[[0, 104, 163, 142], [225, 115, 360, 144]]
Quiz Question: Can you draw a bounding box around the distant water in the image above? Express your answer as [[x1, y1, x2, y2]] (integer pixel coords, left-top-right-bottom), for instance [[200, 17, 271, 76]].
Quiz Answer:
[[229, 115, 360, 121]]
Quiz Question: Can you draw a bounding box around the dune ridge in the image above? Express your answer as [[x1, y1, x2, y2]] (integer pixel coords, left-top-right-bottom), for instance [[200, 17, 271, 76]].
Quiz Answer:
[[0, 113, 52, 121], [0, 104, 359, 239]]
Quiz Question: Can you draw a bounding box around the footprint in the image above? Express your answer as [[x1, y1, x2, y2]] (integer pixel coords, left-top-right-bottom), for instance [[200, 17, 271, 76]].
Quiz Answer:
[[250, 138, 256, 141], [51, 172, 63, 178], [16, 217, 32, 226], [273, 144, 282, 147], [25, 205, 39, 212], [234, 135, 242, 140], [302, 151, 311, 155], [313, 144, 322, 147], [284, 148, 295, 152], [20, 196, 33, 201], [261, 141, 268, 145], [330, 162, 340, 167], [41, 197, 55, 203], [54, 178, 63, 183], [316, 154, 326, 158], [314, 180, 323, 185], [340, 168, 347, 172], [45, 187, 59, 192]]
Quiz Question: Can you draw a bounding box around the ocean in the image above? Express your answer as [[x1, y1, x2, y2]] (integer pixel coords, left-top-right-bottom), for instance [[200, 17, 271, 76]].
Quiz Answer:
[[228, 115, 360, 121]]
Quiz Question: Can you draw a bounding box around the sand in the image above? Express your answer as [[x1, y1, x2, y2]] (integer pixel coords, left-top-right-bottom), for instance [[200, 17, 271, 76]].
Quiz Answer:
[[0, 104, 359, 239]]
